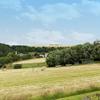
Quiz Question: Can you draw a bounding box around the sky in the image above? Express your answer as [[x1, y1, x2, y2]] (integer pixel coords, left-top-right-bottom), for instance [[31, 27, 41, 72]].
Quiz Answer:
[[0, 0, 100, 45]]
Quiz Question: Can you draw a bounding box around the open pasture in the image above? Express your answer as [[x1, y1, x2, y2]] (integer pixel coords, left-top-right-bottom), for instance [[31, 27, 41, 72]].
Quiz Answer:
[[0, 63, 100, 100]]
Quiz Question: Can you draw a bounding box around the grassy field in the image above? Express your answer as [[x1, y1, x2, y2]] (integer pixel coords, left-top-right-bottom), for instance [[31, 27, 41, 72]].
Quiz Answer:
[[0, 63, 100, 100], [21, 62, 46, 68], [13, 58, 45, 64], [13, 58, 46, 69]]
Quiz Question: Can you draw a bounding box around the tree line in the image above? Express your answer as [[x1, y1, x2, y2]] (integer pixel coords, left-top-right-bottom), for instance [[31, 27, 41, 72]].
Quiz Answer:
[[46, 41, 100, 67], [0, 43, 65, 68], [0, 43, 65, 57]]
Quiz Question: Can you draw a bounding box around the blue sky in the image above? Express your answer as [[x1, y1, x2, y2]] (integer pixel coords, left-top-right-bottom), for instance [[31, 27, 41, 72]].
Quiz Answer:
[[0, 0, 100, 45]]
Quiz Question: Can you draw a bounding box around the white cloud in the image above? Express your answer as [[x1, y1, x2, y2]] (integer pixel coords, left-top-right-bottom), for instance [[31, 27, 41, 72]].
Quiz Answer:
[[25, 29, 66, 45], [1, 29, 98, 45], [69, 32, 96, 43], [19, 29, 97, 45]]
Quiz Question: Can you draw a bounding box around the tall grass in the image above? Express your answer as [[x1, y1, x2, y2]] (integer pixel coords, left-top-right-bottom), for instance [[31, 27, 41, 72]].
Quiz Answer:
[[31, 85, 100, 100]]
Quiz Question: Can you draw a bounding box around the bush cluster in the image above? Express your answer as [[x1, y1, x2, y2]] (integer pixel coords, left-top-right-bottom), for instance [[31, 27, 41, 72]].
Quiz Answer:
[[13, 64, 22, 69], [0, 53, 33, 68], [20, 54, 33, 60], [0, 57, 12, 65], [46, 42, 100, 67]]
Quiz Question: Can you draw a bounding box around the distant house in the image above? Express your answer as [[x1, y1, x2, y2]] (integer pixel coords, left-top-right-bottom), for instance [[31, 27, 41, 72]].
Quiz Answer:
[[39, 53, 48, 58]]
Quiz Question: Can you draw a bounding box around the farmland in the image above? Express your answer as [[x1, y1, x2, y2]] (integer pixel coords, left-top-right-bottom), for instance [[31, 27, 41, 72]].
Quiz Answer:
[[13, 58, 46, 68], [13, 58, 45, 64], [0, 63, 100, 100], [0, 0, 100, 99]]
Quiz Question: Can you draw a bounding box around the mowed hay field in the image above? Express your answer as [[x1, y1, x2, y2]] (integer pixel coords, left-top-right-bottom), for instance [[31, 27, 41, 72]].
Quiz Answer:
[[13, 58, 46, 64], [13, 58, 46, 68], [0, 63, 100, 100]]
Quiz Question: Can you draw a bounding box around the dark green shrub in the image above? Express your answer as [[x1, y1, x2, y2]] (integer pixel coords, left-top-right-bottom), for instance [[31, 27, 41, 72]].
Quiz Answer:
[[46, 42, 100, 67], [13, 64, 22, 69], [21, 54, 32, 60], [46, 52, 56, 67], [0, 63, 3, 68], [0, 57, 12, 65], [7, 52, 21, 62], [0, 43, 13, 57]]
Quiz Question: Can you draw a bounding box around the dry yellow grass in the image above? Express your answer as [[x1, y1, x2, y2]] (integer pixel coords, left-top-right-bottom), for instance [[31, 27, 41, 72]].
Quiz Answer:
[[13, 58, 45, 64], [0, 63, 100, 100]]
